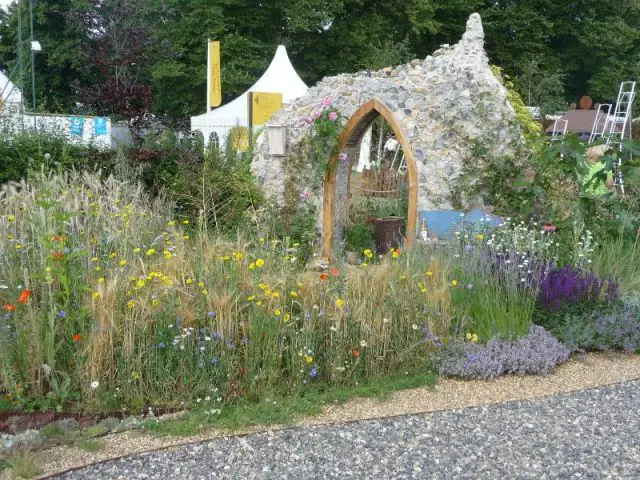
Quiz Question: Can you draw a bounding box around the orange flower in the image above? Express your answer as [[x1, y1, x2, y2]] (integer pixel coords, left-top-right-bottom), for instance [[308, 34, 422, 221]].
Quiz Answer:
[[50, 234, 66, 242], [319, 273, 329, 281], [331, 267, 340, 276], [51, 251, 65, 261], [3, 304, 16, 312], [72, 333, 81, 342], [18, 289, 31, 304], [351, 348, 361, 358]]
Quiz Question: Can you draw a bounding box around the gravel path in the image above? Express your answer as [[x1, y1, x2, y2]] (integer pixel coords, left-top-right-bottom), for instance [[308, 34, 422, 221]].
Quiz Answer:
[[52, 379, 640, 479]]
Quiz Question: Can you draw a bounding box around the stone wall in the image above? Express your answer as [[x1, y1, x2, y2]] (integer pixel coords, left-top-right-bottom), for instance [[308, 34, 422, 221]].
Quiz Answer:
[[252, 13, 521, 232]]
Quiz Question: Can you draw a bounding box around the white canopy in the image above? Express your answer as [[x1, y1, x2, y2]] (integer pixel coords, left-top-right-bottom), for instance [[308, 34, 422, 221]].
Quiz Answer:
[[191, 45, 308, 147], [0, 70, 22, 107]]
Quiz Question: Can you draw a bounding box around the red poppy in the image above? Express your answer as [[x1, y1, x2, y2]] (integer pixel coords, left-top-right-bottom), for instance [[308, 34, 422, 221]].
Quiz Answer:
[[51, 251, 65, 261], [72, 333, 81, 342], [18, 289, 31, 304], [3, 304, 16, 312], [331, 267, 340, 277], [351, 348, 361, 358], [319, 273, 329, 281]]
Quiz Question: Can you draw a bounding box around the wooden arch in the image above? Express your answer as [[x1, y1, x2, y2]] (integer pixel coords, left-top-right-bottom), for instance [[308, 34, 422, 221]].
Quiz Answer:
[[322, 98, 418, 260]]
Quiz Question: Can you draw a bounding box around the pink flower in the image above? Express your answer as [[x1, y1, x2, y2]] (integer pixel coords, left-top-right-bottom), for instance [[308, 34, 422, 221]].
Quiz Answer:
[[322, 96, 332, 107], [339, 152, 348, 162], [313, 110, 322, 119], [329, 111, 337, 121], [304, 116, 312, 124], [543, 224, 557, 233]]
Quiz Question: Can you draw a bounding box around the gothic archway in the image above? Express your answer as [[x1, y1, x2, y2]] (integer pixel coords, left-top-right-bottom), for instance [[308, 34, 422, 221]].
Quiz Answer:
[[322, 98, 418, 260]]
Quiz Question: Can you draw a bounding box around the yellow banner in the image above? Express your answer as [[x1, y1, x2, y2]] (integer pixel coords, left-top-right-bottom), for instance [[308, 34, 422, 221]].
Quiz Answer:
[[208, 40, 221, 109], [230, 126, 249, 152], [251, 92, 283, 126]]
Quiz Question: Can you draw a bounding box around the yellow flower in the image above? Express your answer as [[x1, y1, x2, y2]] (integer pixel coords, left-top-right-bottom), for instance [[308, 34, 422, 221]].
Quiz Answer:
[[182, 220, 189, 225], [7, 215, 15, 222], [400, 275, 407, 280], [127, 300, 135, 309], [183, 235, 190, 240], [335, 298, 344, 308], [164, 250, 172, 260], [271, 292, 280, 299], [91, 257, 99, 262], [304, 355, 313, 364], [109, 252, 117, 258], [247, 295, 256, 302], [119, 260, 127, 267], [363, 249, 373, 259], [361, 262, 368, 268], [249, 262, 256, 270], [234, 252, 244, 260], [255, 258, 265, 268], [135, 279, 146, 289], [133, 248, 141, 253], [131, 371, 140, 381], [256, 300, 263, 306], [284, 313, 291, 321], [197, 281, 204, 288], [185, 278, 193, 285], [92, 291, 101, 300], [168, 221, 176, 227], [98, 277, 105, 284], [15, 244, 22, 250], [259, 237, 265, 243], [392, 249, 400, 259], [129, 275, 136, 281], [95, 266, 101, 272], [471, 334, 478, 343], [290, 290, 298, 297], [264, 289, 272, 296], [258, 283, 268, 290], [476, 234, 484, 240], [146, 248, 156, 256], [426, 271, 433, 277], [451, 280, 458, 287], [152, 299, 159, 307], [274, 308, 282, 316], [201, 289, 208, 295]]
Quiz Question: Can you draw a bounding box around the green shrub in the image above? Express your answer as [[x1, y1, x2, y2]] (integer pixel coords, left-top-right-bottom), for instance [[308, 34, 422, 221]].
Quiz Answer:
[[0, 131, 116, 184]]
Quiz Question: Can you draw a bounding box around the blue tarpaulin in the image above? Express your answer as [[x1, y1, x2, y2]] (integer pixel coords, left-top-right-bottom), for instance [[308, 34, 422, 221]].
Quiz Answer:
[[418, 208, 503, 240]]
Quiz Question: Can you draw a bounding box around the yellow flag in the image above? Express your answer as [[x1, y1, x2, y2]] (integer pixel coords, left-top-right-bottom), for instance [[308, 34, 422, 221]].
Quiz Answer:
[[208, 40, 221, 109], [250, 92, 283, 126]]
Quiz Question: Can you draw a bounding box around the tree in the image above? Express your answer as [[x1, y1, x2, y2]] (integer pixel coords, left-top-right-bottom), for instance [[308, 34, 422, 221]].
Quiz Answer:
[[0, 0, 90, 112], [70, 0, 155, 141]]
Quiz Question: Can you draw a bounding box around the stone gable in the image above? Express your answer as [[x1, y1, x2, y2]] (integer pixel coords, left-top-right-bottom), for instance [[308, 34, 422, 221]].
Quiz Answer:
[[252, 13, 521, 232]]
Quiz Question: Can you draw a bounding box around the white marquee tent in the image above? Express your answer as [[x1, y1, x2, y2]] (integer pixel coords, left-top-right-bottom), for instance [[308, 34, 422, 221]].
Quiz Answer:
[[190, 45, 308, 148]]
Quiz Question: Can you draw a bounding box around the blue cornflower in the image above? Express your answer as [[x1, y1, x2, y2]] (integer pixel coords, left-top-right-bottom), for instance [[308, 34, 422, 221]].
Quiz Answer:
[[58, 310, 67, 318], [240, 336, 248, 345], [207, 311, 216, 318], [211, 356, 219, 365], [157, 342, 166, 349], [309, 367, 318, 379]]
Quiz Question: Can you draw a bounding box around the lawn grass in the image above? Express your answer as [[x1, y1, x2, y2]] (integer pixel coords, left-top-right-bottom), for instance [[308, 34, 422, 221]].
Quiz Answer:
[[142, 372, 437, 437]]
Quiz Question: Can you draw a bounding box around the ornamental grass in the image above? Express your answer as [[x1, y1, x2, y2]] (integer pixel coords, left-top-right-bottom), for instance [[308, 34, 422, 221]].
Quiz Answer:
[[0, 171, 457, 411]]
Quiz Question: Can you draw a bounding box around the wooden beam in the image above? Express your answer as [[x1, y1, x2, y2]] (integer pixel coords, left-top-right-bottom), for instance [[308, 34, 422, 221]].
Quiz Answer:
[[322, 98, 419, 260]]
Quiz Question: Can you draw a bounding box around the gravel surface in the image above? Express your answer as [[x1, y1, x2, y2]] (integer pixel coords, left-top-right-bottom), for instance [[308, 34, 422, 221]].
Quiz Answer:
[[52, 379, 640, 480]]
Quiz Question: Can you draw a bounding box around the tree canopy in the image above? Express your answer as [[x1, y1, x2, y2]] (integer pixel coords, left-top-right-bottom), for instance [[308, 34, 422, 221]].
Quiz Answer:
[[0, 0, 637, 124]]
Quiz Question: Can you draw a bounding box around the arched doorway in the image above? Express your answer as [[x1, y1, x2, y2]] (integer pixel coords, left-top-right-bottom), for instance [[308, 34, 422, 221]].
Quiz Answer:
[[322, 98, 418, 260]]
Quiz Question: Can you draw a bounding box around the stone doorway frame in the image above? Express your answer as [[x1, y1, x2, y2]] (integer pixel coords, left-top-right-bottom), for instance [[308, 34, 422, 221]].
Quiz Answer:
[[322, 98, 418, 261]]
